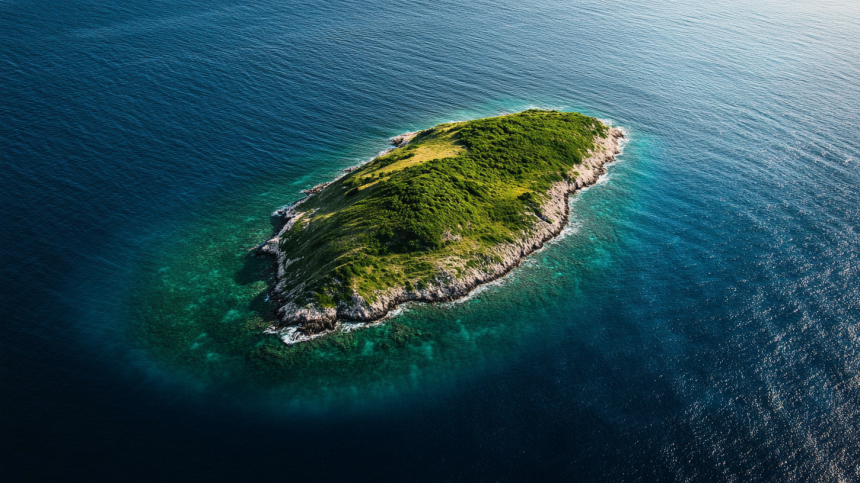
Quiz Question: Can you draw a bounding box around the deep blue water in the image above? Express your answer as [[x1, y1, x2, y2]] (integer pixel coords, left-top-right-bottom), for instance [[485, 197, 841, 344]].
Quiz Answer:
[[3, 0, 860, 480]]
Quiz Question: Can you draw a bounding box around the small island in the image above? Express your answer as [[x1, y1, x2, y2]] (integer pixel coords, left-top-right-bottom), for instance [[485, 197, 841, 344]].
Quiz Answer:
[[257, 110, 624, 343]]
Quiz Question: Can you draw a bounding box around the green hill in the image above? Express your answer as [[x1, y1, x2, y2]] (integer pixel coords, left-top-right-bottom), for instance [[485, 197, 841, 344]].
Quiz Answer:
[[258, 109, 623, 340]]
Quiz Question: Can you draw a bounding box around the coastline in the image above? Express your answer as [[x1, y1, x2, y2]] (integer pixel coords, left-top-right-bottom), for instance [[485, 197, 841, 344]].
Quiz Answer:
[[259, 122, 625, 344]]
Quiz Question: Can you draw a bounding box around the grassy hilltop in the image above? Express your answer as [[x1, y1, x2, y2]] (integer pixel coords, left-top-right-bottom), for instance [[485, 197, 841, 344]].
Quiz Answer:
[[269, 109, 609, 317]]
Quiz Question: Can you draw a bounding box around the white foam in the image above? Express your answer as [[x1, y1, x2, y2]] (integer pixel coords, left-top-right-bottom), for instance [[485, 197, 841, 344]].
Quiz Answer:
[[265, 325, 330, 345], [551, 217, 584, 244], [593, 173, 612, 186], [268, 304, 410, 345], [340, 320, 384, 333], [443, 277, 511, 306]]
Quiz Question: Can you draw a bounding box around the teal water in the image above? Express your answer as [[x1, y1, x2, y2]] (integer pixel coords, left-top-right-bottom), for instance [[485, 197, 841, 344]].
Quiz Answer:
[[132, 116, 646, 406], [3, 0, 860, 480]]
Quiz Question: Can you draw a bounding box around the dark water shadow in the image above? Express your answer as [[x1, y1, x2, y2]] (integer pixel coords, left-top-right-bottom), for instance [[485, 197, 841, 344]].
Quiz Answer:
[[248, 289, 274, 317], [234, 252, 274, 286]]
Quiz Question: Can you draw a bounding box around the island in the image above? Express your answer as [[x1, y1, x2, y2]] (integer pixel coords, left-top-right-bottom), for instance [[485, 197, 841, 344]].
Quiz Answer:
[[256, 110, 624, 343]]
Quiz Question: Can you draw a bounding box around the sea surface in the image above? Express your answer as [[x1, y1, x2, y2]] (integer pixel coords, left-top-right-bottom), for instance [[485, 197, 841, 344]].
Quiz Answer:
[[3, 0, 859, 480]]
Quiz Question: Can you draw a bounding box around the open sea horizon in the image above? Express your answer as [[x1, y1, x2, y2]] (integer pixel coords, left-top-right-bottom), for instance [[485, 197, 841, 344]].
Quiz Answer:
[[3, 0, 859, 480]]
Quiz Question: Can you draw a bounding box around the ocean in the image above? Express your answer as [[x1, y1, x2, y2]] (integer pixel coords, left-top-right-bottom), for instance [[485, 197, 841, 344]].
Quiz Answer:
[[2, 0, 859, 480]]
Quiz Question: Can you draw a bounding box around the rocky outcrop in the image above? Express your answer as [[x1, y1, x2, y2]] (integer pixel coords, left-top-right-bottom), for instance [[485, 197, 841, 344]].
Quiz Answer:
[[262, 126, 624, 342], [301, 182, 330, 195], [389, 131, 417, 147]]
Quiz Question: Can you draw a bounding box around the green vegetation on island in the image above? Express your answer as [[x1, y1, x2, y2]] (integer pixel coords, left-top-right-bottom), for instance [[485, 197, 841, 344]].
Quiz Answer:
[[260, 109, 622, 339]]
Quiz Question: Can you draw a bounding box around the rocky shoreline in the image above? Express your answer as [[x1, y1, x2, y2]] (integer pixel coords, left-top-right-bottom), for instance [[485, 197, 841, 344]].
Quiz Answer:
[[258, 125, 625, 344]]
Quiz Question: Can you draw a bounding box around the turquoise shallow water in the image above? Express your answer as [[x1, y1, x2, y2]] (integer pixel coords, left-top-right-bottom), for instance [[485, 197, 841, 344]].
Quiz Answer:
[[3, 0, 860, 480], [131, 120, 644, 406]]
